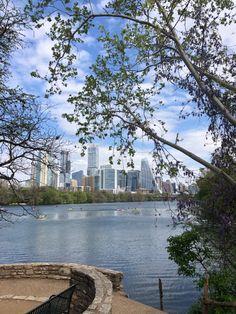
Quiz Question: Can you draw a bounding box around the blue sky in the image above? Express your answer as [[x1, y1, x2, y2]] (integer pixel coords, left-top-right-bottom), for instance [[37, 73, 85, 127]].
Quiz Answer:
[[10, 0, 236, 181]]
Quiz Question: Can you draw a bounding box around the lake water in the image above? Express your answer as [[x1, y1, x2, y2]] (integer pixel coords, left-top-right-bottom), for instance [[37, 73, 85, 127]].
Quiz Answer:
[[0, 201, 199, 313]]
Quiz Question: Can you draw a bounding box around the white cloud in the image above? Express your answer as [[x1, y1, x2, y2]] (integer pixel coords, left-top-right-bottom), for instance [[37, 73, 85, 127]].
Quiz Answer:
[[167, 128, 219, 169]]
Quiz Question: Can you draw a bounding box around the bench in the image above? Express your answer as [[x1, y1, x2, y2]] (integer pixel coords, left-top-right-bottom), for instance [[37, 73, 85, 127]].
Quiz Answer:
[[26, 284, 77, 314]]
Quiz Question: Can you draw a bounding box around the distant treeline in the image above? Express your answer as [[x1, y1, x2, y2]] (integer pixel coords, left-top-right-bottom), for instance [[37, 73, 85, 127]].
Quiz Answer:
[[0, 186, 175, 206]]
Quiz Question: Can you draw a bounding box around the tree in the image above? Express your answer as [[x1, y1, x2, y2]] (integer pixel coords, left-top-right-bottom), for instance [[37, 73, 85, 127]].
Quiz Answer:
[[0, 0, 61, 221], [26, 0, 235, 186], [167, 171, 236, 312], [25, 1, 236, 311]]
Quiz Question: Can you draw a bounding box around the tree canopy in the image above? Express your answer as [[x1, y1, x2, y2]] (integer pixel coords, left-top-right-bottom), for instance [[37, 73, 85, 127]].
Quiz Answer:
[[0, 0, 61, 220], [26, 0, 236, 185], [167, 171, 236, 312]]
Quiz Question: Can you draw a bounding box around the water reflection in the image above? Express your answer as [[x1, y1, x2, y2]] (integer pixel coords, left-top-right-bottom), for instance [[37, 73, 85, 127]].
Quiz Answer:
[[0, 201, 198, 313]]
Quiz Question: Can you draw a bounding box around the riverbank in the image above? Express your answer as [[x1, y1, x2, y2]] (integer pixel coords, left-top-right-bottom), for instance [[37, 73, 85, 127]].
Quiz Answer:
[[0, 185, 181, 206]]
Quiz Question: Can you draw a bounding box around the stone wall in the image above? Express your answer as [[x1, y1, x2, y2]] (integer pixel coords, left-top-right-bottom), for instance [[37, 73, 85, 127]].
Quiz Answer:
[[0, 263, 123, 314]]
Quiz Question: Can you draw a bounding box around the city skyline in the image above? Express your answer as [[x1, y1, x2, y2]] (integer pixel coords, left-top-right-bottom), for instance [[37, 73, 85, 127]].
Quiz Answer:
[[29, 142, 198, 194], [30, 145, 195, 194]]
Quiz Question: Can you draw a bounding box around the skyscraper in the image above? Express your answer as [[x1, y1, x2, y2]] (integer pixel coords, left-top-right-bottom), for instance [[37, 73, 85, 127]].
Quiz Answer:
[[59, 150, 71, 189], [127, 170, 140, 192], [72, 170, 84, 186], [87, 145, 99, 176], [140, 158, 158, 192], [100, 165, 117, 191], [31, 152, 58, 188], [117, 170, 127, 190]]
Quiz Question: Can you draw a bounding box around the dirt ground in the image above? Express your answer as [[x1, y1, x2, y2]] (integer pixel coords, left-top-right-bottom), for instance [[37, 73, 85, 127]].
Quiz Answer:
[[0, 278, 167, 314]]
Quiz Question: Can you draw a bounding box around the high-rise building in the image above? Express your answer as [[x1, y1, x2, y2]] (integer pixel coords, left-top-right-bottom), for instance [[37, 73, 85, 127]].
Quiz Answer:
[[155, 176, 163, 193], [59, 150, 71, 189], [82, 175, 100, 192], [117, 170, 127, 190], [162, 180, 173, 194], [100, 165, 117, 191], [72, 170, 84, 186], [31, 152, 58, 188], [188, 183, 198, 195], [94, 175, 100, 191], [82, 175, 93, 192], [70, 179, 78, 191], [87, 145, 99, 176], [127, 170, 140, 192], [140, 158, 158, 192], [178, 182, 186, 193]]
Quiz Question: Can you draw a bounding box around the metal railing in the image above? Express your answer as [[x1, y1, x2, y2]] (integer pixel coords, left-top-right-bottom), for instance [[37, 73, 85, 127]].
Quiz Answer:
[[26, 284, 77, 314]]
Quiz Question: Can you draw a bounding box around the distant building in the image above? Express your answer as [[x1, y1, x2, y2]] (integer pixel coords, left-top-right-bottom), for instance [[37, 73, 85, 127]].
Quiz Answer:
[[87, 145, 99, 176], [100, 165, 117, 192], [82, 175, 100, 192], [178, 182, 186, 193], [140, 158, 158, 192], [72, 170, 84, 186], [117, 170, 127, 191], [171, 182, 177, 194], [31, 152, 58, 188], [70, 179, 78, 191], [188, 183, 199, 195], [82, 176, 94, 192], [162, 180, 173, 194], [59, 150, 71, 189], [155, 176, 163, 193], [94, 174, 100, 191], [127, 170, 140, 192]]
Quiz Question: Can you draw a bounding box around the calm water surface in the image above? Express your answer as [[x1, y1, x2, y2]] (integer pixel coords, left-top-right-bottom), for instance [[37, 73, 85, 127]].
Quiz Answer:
[[0, 201, 199, 313]]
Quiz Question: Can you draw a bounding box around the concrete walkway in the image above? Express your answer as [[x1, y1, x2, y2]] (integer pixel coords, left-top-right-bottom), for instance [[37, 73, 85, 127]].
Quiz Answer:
[[0, 278, 69, 314], [0, 278, 167, 314]]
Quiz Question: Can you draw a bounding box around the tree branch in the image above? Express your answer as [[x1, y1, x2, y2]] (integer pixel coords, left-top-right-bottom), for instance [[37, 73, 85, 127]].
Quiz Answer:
[[121, 104, 236, 186], [154, 1, 236, 127], [193, 65, 236, 92]]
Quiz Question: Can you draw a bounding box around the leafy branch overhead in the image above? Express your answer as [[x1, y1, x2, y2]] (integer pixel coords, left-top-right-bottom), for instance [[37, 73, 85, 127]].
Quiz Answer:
[[26, 0, 236, 185], [0, 0, 61, 220]]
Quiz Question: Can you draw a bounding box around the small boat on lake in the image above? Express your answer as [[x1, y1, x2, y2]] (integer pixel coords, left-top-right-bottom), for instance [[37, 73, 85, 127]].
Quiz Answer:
[[37, 214, 47, 220], [33, 206, 47, 220], [131, 208, 141, 215], [116, 208, 126, 212]]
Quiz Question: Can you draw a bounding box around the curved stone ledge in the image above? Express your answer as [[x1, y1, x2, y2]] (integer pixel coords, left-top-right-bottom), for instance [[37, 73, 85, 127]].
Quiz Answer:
[[0, 263, 123, 314]]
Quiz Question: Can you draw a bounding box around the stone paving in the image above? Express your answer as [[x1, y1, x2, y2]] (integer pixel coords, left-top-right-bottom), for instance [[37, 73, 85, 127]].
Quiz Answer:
[[0, 278, 166, 314], [0, 278, 69, 314]]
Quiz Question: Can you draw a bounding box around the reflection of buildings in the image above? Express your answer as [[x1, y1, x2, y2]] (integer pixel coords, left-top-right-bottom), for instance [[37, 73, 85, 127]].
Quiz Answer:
[[140, 158, 158, 192], [31, 152, 58, 188], [87, 145, 99, 176], [59, 150, 71, 189]]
